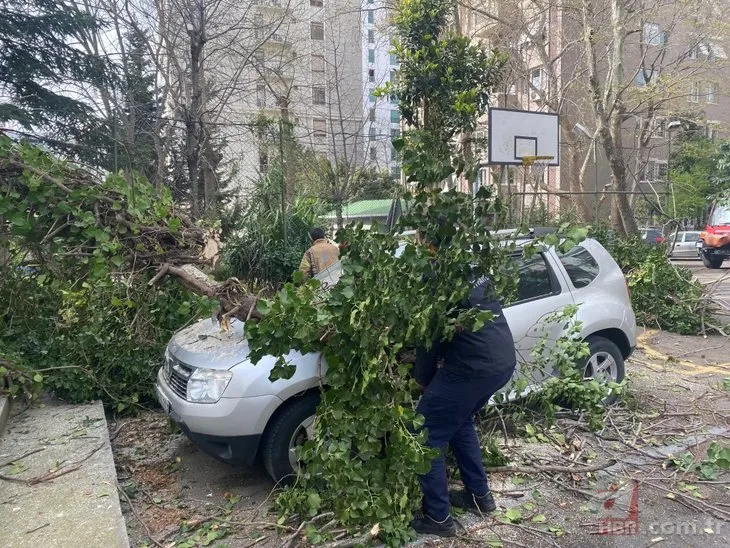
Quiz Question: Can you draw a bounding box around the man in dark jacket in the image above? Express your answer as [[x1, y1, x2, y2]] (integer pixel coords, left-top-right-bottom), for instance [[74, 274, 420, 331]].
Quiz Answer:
[[411, 274, 517, 537]]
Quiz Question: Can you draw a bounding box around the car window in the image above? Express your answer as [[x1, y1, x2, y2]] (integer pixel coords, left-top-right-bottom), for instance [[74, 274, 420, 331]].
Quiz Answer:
[[683, 232, 700, 242], [558, 246, 599, 289], [515, 254, 555, 302]]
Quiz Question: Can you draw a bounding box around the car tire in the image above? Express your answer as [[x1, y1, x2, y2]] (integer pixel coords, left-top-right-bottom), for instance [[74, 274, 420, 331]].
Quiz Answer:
[[261, 392, 320, 484], [701, 253, 724, 269], [578, 336, 625, 406]]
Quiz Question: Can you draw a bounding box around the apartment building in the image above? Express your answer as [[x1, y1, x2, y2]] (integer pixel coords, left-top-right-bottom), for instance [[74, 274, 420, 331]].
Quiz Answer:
[[462, 0, 730, 222], [361, 0, 402, 180], [163, 0, 367, 192]]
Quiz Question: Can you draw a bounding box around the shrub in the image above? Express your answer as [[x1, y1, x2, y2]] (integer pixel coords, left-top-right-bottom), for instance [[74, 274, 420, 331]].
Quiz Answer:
[[0, 267, 214, 411], [593, 229, 705, 334]]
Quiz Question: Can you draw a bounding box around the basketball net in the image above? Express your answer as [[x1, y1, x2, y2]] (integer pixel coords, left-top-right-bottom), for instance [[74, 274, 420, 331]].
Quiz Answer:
[[519, 155, 554, 224]]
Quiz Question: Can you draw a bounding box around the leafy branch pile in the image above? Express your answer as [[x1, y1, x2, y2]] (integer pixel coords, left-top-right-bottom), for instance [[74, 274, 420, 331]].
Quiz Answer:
[[247, 190, 519, 544], [594, 230, 707, 334]]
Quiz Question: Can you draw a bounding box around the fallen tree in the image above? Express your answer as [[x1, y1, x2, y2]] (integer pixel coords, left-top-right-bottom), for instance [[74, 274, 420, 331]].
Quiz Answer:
[[0, 133, 261, 323]]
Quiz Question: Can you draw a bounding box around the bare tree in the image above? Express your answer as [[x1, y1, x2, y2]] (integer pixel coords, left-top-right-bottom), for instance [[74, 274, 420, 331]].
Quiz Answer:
[[460, 0, 729, 232]]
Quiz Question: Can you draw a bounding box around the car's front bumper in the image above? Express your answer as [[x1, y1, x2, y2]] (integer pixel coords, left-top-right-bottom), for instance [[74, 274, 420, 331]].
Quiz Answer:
[[156, 368, 282, 465]]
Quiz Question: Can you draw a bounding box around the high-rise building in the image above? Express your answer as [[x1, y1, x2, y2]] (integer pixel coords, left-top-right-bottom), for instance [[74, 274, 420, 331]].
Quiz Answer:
[[360, 0, 402, 180]]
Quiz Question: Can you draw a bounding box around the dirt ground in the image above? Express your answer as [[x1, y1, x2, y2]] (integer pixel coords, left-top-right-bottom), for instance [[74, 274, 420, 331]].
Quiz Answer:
[[111, 328, 730, 547]]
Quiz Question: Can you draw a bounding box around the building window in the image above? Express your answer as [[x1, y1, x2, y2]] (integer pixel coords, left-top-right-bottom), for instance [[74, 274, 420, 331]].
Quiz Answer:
[[312, 54, 325, 73], [368, 0, 374, 3], [367, 10, 374, 24], [369, 108, 376, 122], [369, 89, 376, 102], [368, 49, 375, 64], [311, 22, 324, 40], [368, 68, 375, 83], [390, 69, 398, 84], [369, 127, 376, 141], [390, 93, 398, 104], [643, 22, 664, 46], [635, 68, 659, 87], [390, 166, 401, 179], [313, 118, 326, 138], [259, 151, 269, 172], [391, 129, 400, 160], [256, 84, 266, 107], [390, 53, 399, 65], [310, 0, 323, 6], [707, 82, 719, 104], [370, 147, 377, 161], [530, 68, 542, 90], [368, 29, 374, 43], [651, 118, 665, 138], [312, 86, 326, 105], [390, 109, 400, 123], [643, 159, 668, 182], [689, 81, 701, 103]]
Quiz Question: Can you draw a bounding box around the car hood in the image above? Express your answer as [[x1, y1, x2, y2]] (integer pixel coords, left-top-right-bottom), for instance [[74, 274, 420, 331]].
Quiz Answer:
[[168, 318, 251, 370]]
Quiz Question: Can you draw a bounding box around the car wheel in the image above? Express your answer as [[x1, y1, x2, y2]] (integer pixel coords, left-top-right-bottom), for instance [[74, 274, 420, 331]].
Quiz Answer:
[[261, 392, 320, 484], [579, 336, 625, 405], [701, 253, 724, 269]]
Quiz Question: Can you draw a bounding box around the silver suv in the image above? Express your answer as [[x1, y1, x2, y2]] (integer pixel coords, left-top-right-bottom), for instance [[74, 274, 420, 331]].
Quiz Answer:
[[156, 238, 636, 482]]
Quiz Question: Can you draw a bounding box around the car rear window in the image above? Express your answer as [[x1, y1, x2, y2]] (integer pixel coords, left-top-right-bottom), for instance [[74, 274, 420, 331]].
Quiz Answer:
[[515, 254, 555, 302], [559, 246, 599, 289]]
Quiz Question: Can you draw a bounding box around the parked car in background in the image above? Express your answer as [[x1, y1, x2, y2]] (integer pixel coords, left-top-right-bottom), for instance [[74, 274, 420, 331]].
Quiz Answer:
[[668, 231, 702, 259], [640, 228, 665, 245], [155, 239, 637, 483]]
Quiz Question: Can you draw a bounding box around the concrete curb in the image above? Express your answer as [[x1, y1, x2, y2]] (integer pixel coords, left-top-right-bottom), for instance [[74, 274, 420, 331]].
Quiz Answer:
[[0, 398, 130, 548], [0, 395, 9, 437]]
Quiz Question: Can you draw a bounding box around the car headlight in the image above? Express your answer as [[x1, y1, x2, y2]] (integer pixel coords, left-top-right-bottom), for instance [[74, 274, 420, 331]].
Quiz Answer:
[[186, 368, 233, 403]]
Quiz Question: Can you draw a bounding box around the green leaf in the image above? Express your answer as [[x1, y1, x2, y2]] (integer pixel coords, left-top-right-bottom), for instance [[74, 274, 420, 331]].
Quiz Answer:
[[307, 492, 322, 511], [532, 514, 547, 523], [33, 373, 43, 383], [110, 256, 124, 268], [503, 507, 522, 523]]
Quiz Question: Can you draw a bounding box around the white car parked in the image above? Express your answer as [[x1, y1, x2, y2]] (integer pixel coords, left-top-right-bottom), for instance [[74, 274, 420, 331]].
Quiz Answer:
[[668, 231, 702, 259], [156, 238, 636, 482]]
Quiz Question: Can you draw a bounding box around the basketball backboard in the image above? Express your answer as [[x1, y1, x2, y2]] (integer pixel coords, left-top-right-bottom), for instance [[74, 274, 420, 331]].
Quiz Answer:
[[488, 108, 560, 166]]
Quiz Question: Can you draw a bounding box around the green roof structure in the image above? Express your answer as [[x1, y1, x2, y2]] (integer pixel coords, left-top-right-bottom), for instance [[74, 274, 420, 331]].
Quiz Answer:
[[324, 199, 395, 220]]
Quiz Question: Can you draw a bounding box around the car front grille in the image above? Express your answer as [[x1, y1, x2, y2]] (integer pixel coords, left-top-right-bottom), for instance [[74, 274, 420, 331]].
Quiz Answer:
[[164, 353, 194, 400]]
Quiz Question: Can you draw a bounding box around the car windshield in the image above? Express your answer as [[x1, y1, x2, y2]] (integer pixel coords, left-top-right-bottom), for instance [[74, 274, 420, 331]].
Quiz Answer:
[[710, 204, 730, 225]]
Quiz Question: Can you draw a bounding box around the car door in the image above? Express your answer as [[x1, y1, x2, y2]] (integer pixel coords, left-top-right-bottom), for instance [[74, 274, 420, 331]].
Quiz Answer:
[[681, 231, 700, 257], [500, 250, 575, 398]]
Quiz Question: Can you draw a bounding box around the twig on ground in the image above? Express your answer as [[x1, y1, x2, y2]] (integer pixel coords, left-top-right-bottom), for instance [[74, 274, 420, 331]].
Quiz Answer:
[[485, 459, 616, 475], [0, 448, 45, 468], [24, 522, 50, 534], [243, 536, 268, 548], [0, 442, 105, 486], [117, 485, 165, 548], [321, 523, 380, 548]]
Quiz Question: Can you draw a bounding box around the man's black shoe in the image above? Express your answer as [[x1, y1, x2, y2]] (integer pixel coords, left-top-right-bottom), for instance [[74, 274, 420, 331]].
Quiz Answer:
[[411, 511, 457, 537], [450, 489, 497, 514]]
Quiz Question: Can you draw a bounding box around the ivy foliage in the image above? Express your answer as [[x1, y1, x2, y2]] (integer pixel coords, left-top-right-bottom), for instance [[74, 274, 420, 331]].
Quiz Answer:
[[247, 189, 520, 544]]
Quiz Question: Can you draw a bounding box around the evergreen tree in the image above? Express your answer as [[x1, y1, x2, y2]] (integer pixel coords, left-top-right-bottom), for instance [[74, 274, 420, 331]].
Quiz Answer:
[[0, 0, 108, 138]]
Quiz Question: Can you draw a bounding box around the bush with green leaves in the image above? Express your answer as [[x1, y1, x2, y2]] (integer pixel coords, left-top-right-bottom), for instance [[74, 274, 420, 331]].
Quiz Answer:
[[592, 230, 705, 334], [0, 266, 214, 411]]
